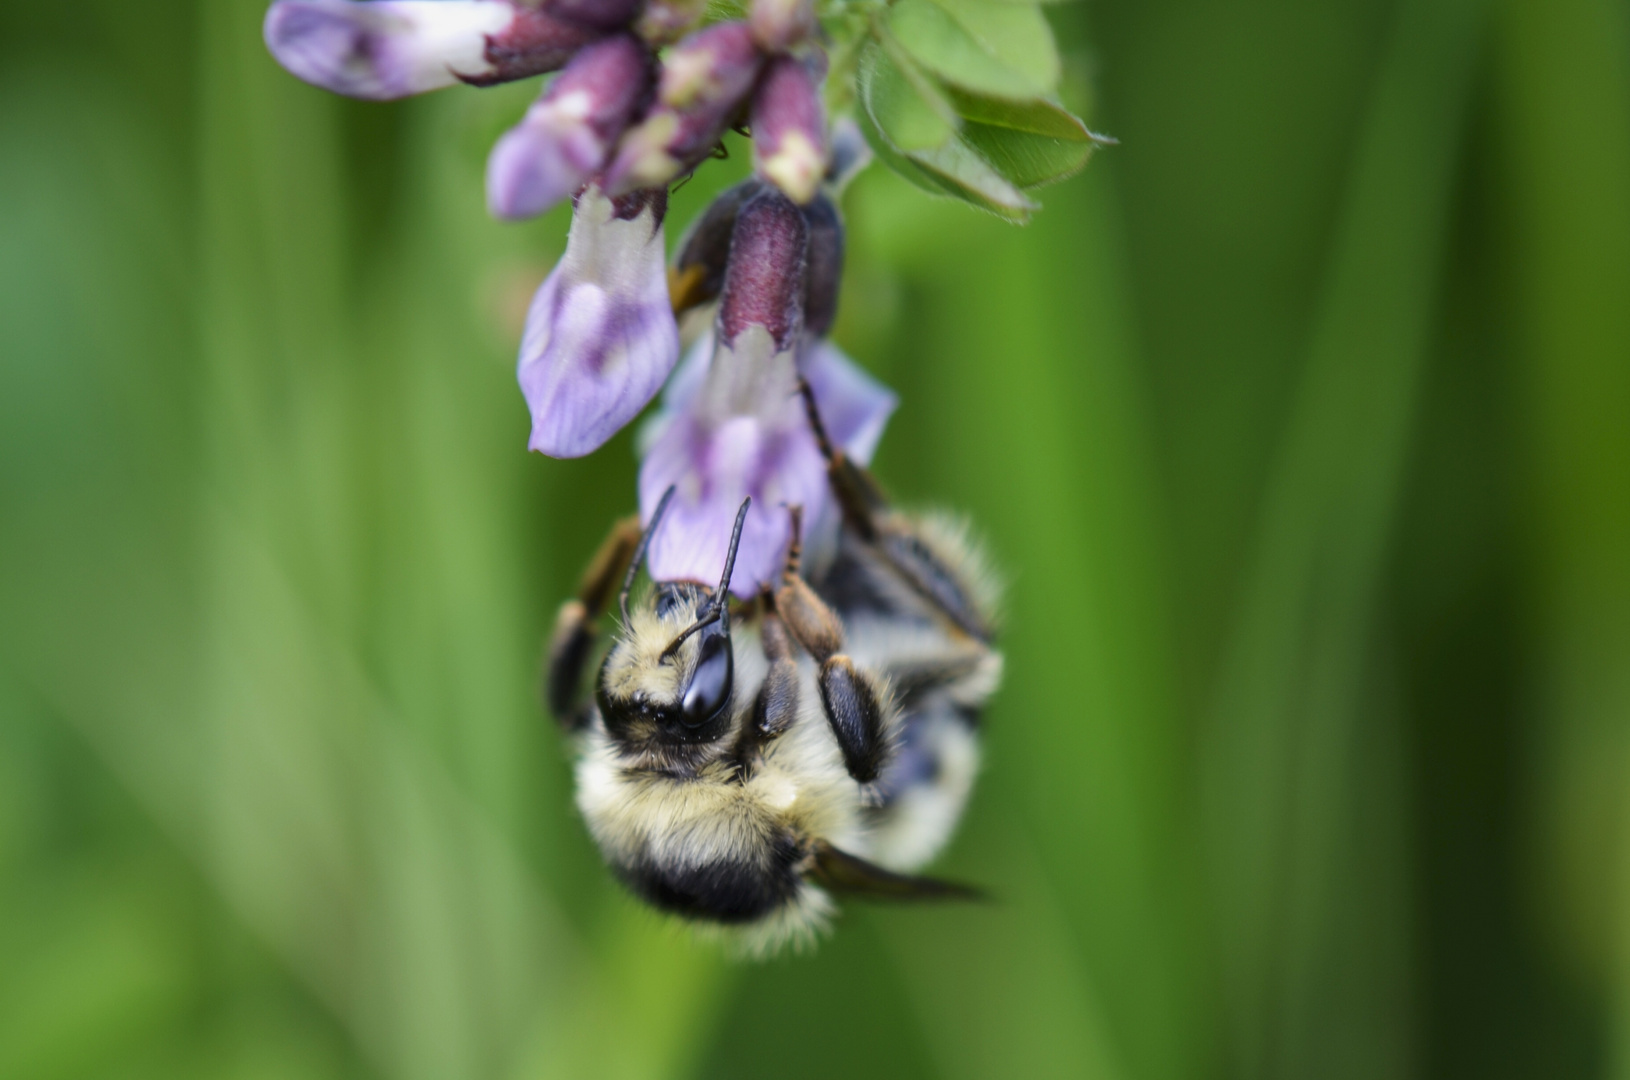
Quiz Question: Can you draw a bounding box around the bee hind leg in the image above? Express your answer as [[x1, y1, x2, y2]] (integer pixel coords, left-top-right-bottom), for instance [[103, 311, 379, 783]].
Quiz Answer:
[[546, 515, 643, 730], [775, 507, 894, 785]]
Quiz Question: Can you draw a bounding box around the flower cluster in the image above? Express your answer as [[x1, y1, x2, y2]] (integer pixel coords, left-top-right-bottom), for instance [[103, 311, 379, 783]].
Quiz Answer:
[[265, 0, 827, 215], [264, 0, 1100, 593]]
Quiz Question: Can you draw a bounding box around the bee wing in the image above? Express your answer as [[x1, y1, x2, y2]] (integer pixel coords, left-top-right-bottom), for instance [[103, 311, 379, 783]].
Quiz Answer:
[[808, 841, 986, 902]]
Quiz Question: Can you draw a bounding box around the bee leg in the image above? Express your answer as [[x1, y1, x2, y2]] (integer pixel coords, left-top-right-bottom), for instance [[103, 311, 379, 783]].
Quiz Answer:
[[752, 610, 801, 740], [546, 516, 643, 730], [800, 379, 993, 644], [775, 509, 893, 785], [733, 602, 801, 780], [797, 378, 890, 541]]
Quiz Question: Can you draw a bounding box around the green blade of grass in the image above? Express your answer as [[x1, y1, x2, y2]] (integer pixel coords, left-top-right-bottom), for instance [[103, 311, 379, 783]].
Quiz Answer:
[[1196, 0, 1487, 1075], [1494, 0, 1630, 1066]]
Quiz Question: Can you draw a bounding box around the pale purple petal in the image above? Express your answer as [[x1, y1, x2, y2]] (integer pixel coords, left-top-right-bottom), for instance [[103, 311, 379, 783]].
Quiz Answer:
[[519, 186, 679, 458], [635, 330, 712, 458], [641, 413, 828, 597], [264, 0, 515, 100], [643, 330, 896, 465], [486, 35, 651, 220], [639, 328, 828, 596], [264, 0, 600, 99], [800, 339, 897, 466], [487, 111, 604, 219]]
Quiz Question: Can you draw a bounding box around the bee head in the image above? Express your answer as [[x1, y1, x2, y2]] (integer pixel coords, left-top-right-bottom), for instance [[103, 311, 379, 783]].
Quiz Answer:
[[596, 493, 749, 756]]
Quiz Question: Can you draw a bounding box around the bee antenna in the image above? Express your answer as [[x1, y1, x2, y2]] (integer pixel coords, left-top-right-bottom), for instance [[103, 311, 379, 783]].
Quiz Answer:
[[714, 497, 753, 609], [657, 497, 752, 663], [620, 485, 677, 625]]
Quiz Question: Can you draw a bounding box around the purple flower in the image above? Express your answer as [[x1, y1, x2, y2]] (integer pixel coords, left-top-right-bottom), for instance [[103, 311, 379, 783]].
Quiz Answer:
[[519, 184, 680, 458], [638, 331, 896, 597], [602, 22, 764, 193], [264, 0, 600, 101], [640, 328, 826, 597], [487, 35, 653, 220], [636, 190, 896, 596]]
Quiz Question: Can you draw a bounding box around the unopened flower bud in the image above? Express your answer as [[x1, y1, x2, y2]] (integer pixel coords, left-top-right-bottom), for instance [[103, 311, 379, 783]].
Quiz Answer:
[[658, 22, 760, 108], [264, 0, 601, 100], [800, 194, 843, 337], [602, 22, 763, 192], [519, 185, 680, 458], [751, 56, 825, 205], [635, 0, 706, 45], [546, 0, 642, 31], [719, 188, 808, 350], [748, 0, 814, 52], [668, 178, 765, 315], [487, 35, 653, 219]]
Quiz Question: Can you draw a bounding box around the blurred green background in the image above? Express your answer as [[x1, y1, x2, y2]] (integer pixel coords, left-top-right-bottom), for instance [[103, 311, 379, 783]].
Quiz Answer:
[[3, 0, 1629, 1076]]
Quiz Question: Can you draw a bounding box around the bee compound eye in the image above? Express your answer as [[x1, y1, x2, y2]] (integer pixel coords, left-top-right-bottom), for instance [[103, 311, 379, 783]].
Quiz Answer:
[[680, 627, 733, 728]]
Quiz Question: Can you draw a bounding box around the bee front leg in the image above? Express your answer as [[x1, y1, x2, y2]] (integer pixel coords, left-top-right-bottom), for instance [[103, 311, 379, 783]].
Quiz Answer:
[[547, 516, 643, 730], [775, 513, 893, 785], [733, 604, 801, 780], [752, 611, 801, 740]]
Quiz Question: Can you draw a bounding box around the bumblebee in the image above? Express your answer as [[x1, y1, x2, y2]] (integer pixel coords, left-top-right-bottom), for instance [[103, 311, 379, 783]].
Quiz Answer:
[[547, 390, 1002, 952]]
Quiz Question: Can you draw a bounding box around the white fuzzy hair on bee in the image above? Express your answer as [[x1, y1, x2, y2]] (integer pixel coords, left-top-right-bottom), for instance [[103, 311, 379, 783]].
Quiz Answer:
[[546, 443, 1003, 955]]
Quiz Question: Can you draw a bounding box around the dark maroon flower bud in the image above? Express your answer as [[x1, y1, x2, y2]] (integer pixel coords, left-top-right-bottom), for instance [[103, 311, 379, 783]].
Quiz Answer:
[[546, 0, 642, 31], [719, 188, 808, 350], [461, 3, 604, 85], [800, 194, 843, 338], [669, 178, 766, 314], [751, 55, 826, 204], [603, 22, 764, 192]]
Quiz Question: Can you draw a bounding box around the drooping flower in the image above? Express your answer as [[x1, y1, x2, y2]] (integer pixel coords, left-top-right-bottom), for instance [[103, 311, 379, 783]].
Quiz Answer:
[[263, 0, 602, 100], [638, 188, 895, 596], [487, 35, 653, 220], [519, 184, 680, 458], [602, 22, 764, 194], [646, 332, 896, 479]]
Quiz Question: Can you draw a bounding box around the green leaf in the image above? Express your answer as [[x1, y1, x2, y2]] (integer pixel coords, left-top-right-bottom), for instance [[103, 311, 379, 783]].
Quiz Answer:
[[941, 87, 1098, 139], [888, 0, 1059, 100], [857, 40, 958, 152], [909, 136, 1038, 220], [959, 122, 1097, 188], [858, 43, 1037, 220], [941, 90, 1111, 188], [856, 99, 956, 197]]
